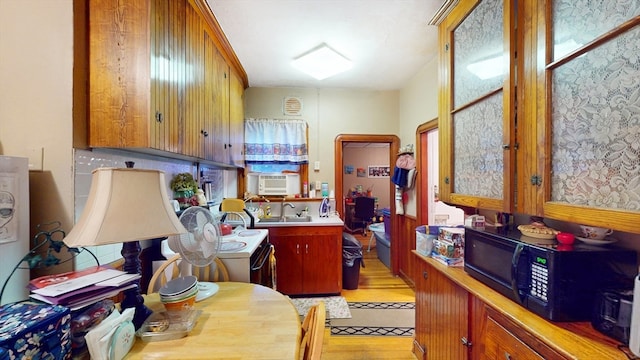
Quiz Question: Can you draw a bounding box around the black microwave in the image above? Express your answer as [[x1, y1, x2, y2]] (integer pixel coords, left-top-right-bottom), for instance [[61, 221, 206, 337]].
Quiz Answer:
[[464, 227, 637, 322]]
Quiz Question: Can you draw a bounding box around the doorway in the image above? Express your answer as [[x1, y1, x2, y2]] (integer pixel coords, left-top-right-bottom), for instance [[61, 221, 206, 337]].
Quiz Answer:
[[334, 134, 400, 274]]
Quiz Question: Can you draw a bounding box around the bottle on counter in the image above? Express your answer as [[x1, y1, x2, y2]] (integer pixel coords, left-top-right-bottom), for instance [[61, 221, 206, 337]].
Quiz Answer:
[[303, 181, 308, 198]]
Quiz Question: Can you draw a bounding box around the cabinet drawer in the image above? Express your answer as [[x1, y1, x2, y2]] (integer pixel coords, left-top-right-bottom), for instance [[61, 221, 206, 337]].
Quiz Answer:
[[483, 308, 564, 360]]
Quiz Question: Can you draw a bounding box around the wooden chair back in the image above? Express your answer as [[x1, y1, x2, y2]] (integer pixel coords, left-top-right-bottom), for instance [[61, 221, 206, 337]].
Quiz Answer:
[[147, 254, 229, 294], [300, 301, 325, 360]]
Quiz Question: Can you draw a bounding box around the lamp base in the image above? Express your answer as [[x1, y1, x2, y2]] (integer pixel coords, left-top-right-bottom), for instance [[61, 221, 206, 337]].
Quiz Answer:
[[120, 241, 152, 329]]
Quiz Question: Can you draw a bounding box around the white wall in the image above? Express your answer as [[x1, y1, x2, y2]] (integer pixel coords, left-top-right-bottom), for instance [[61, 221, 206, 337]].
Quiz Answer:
[[0, 0, 76, 275], [244, 87, 399, 197], [398, 57, 439, 217]]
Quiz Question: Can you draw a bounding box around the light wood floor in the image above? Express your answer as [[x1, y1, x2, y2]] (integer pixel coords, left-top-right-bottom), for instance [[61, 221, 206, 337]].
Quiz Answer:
[[321, 232, 417, 360]]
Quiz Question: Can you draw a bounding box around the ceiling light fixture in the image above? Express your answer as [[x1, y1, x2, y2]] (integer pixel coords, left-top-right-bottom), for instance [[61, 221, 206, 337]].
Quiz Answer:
[[292, 44, 352, 80]]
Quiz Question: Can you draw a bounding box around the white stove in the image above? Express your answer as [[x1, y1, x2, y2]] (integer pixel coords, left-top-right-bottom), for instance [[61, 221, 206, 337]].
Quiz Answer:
[[160, 228, 270, 283]]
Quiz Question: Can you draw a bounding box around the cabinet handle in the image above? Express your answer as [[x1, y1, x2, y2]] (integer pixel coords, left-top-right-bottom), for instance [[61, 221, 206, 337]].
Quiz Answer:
[[228, 144, 232, 148], [155, 111, 163, 123], [504, 352, 511, 360], [460, 337, 472, 347], [201, 130, 209, 137], [296, 244, 300, 254], [423, 271, 428, 279], [502, 144, 510, 149], [305, 244, 309, 254], [444, 177, 450, 185]]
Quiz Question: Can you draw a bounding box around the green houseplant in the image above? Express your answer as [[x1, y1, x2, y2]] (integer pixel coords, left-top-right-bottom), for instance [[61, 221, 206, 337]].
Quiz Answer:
[[170, 172, 198, 209]]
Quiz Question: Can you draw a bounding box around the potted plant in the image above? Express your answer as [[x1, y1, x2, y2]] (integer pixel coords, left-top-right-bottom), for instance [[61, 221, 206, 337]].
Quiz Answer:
[[170, 172, 198, 209]]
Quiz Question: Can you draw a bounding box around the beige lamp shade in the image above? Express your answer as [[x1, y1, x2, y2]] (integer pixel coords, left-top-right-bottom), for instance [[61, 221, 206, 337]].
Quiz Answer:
[[63, 168, 187, 247]]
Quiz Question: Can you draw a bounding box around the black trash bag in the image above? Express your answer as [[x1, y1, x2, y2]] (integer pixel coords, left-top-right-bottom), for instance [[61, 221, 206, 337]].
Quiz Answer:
[[342, 232, 364, 268]]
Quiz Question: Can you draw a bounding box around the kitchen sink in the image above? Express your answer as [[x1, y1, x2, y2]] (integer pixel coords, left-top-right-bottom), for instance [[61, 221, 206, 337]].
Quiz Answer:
[[282, 215, 312, 223], [257, 215, 313, 223], [257, 217, 282, 223]]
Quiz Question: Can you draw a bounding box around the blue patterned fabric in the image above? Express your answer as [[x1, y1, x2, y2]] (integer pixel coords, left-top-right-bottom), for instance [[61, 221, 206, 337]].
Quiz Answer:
[[0, 302, 71, 360]]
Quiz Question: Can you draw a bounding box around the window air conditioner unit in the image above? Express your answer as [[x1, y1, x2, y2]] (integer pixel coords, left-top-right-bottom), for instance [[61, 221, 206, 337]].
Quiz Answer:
[[258, 174, 300, 196]]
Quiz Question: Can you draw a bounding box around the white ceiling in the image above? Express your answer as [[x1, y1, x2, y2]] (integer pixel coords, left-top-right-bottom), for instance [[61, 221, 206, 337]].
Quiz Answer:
[[207, 0, 444, 90]]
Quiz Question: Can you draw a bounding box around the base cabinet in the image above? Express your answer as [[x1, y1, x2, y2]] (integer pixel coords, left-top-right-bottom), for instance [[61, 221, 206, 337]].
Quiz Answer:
[[268, 226, 342, 296], [413, 255, 560, 359], [414, 253, 626, 359], [413, 257, 470, 359]]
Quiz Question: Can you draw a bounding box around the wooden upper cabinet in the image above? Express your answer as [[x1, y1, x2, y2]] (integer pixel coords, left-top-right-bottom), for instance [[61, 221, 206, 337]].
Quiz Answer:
[[87, 0, 247, 167], [522, 1, 640, 232], [88, 0, 152, 149], [184, 0, 204, 159], [229, 69, 245, 168], [438, 0, 516, 213]]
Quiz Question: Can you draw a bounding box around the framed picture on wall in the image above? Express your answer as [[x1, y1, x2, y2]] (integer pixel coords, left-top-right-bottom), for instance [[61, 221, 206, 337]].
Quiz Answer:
[[368, 165, 390, 178], [357, 168, 366, 177]]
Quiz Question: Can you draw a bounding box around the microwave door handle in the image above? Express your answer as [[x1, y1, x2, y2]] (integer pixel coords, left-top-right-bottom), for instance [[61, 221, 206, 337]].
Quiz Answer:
[[511, 243, 526, 304]]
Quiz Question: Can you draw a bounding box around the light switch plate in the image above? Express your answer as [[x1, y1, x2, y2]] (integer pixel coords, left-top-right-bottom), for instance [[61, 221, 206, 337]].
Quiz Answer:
[[314, 161, 320, 171]]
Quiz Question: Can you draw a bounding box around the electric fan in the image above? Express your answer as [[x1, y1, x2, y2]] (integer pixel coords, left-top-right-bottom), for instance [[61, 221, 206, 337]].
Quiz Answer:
[[167, 207, 222, 300]]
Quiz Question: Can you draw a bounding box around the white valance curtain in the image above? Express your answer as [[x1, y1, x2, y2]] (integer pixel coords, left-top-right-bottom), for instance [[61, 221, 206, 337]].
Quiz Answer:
[[244, 118, 308, 164]]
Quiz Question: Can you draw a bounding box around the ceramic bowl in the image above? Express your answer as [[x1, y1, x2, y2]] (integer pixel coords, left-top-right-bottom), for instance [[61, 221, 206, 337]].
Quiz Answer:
[[162, 292, 197, 312], [579, 225, 613, 240], [159, 275, 197, 297], [160, 284, 199, 302]]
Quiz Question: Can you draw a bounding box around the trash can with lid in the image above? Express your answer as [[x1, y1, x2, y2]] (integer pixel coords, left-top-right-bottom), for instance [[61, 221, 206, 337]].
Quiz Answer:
[[342, 232, 364, 290]]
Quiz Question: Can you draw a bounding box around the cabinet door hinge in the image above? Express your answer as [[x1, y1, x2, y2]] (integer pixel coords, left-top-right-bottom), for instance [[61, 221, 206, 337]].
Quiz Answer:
[[530, 175, 542, 186]]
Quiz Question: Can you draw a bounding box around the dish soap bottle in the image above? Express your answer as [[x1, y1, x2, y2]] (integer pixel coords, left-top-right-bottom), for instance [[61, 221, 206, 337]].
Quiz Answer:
[[257, 203, 264, 219]]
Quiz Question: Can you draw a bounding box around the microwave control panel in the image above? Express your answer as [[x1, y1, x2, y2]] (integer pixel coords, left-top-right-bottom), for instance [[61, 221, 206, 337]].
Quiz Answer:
[[530, 257, 549, 302]]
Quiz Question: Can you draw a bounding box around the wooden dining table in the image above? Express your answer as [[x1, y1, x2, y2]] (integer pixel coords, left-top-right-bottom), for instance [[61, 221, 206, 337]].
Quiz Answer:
[[125, 282, 301, 359]]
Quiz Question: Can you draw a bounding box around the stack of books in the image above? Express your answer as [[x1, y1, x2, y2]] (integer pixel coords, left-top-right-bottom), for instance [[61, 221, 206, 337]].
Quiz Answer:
[[29, 266, 140, 310]]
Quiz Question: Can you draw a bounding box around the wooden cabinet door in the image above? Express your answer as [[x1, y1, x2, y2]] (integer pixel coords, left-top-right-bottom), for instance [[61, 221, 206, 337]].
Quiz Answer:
[[183, 0, 204, 158], [229, 70, 245, 168], [523, 1, 640, 233], [301, 232, 342, 295], [88, 0, 152, 148], [414, 258, 470, 359], [268, 226, 341, 295], [438, 0, 516, 213], [413, 256, 428, 359], [211, 49, 230, 164], [269, 233, 304, 294]]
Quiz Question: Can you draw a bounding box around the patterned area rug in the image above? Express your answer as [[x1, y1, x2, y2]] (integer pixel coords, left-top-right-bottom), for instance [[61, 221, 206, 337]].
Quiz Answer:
[[330, 302, 415, 336], [289, 296, 352, 319]]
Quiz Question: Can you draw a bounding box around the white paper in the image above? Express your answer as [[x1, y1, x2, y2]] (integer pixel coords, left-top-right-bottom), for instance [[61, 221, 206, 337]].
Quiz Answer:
[[32, 269, 126, 297]]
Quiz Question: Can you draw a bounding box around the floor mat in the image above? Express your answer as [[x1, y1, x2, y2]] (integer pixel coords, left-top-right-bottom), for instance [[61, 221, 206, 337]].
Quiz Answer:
[[330, 302, 415, 336], [289, 296, 351, 319]]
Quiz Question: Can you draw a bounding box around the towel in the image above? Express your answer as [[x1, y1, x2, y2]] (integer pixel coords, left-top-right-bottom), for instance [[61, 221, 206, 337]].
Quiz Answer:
[[391, 166, 408, 187]]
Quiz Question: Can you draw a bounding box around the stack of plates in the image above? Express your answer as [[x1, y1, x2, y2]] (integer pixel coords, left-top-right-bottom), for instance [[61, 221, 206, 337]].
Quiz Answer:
[[159, 276, 199, 311]]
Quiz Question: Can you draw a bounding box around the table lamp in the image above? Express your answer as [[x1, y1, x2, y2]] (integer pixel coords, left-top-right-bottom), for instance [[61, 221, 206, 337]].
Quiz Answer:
[[63, 167, 187, 328]]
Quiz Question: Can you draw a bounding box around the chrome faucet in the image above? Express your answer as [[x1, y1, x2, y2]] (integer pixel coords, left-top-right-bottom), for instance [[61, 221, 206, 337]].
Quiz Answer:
[[281, 202, 296, 221]]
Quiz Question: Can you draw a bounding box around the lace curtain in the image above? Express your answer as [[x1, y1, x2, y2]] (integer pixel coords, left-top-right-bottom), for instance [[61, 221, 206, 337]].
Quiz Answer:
[[244, 118, 308, 164]]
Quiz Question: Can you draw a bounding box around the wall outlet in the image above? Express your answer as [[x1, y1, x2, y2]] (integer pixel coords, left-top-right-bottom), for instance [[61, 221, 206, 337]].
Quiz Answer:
[[315, 181, 321, 190]]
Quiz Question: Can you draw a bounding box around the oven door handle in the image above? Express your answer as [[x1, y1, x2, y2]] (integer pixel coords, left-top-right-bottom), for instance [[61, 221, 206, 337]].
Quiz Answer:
[[251, 245, 272, 271]]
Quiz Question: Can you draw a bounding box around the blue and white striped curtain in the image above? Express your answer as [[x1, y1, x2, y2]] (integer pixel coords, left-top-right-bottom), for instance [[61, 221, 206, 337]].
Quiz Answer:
[[244, 118, 308, 164]]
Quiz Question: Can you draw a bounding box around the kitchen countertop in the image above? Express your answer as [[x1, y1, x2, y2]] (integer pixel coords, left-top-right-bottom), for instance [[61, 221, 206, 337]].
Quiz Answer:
[[253, 214, 344, 227]]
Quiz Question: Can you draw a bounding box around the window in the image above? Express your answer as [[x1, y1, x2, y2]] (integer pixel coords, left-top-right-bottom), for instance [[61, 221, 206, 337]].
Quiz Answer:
[[244, 119, 309, 197]]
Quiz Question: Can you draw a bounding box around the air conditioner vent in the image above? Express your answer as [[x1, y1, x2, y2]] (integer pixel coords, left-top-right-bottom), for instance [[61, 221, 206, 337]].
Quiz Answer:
[[283, 96, 303, 116]]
